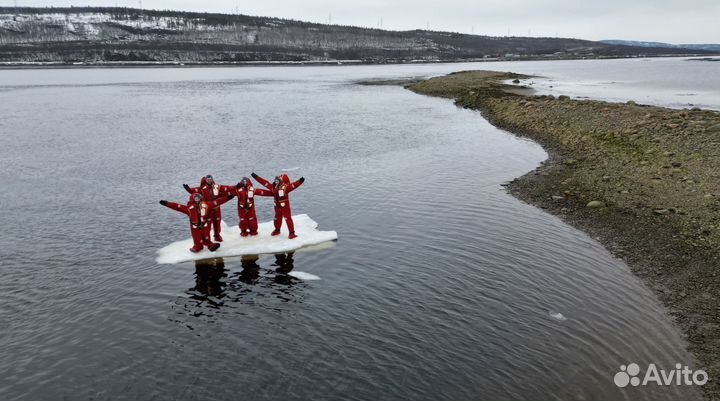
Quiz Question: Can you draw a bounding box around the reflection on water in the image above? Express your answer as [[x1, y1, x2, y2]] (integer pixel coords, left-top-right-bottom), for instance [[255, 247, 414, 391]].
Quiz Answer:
[[272, 252, 295, 286], [180, 253, 305, 323], [191, 258, 227, 304], [238, 256, 261, 284]]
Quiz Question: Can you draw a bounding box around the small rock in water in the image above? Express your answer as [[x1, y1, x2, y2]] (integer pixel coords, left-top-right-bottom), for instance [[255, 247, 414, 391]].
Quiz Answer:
[[549, 311, 568, 321], [551, 195, 565, 201], [586, 200, 605, 208], [654, 209, 671, 215]]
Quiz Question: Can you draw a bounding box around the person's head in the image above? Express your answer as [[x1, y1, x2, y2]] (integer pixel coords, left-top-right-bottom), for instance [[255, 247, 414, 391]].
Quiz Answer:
[[205, 174, 214, 185], [273, 176, 282, 187], [240, 177, 250, 188], [192, 193, 203, 204]]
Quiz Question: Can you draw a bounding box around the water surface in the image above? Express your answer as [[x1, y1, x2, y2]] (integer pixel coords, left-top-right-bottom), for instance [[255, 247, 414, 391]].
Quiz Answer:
[[0, 62, 707, 400]]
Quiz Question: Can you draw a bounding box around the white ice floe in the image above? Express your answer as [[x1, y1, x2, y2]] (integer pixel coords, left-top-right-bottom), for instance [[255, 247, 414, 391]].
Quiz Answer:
[[288, 271, 321, 281], [548, 311, 568, 321], [156, 214, 337, 264]]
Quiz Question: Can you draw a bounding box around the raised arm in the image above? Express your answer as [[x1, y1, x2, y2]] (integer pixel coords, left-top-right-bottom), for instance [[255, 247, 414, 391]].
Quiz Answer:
[[251, 173, 273, 189], [183, 184, 199, 194], [208, 194, 234, 209], [159, 200, 189, 215], [228, 185, 240, 197], [217, 184, 235, 195], [286, 177, 305, 193], [253, 187, 273, 197]]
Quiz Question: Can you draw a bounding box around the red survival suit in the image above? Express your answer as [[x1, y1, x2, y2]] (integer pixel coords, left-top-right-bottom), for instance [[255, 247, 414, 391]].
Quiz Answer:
[[230, 177, 272, 237], [251, 172, 304, 239], [160, 193, 232, 252], [184, 175, 234, 242]]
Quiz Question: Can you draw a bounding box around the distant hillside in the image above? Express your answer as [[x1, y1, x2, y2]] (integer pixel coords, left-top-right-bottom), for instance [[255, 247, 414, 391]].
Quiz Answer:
[[0, 7, 712, 64], [602, 40, 720, 52]]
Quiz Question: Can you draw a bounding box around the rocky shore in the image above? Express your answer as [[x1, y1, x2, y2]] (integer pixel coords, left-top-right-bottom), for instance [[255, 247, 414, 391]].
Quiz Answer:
[[406, 70, 720, 399]]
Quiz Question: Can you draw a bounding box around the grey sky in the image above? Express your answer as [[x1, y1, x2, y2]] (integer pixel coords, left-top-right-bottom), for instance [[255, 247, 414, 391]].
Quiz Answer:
[[7, 0, 720, 43]]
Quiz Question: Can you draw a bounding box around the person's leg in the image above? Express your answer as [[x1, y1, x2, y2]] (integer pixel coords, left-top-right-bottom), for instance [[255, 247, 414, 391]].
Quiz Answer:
[[249, 208, 258, 235], [190, 226, 204, 252], [284, 207, 296, 238], [212, 209, 222, 241], [239, 209, 249, 236], [272, 207, 282, 235], [201, 224, 218, 251]]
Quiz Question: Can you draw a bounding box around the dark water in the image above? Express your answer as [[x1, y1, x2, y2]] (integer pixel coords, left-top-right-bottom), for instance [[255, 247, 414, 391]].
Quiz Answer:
[[0, 64, 704, 400]]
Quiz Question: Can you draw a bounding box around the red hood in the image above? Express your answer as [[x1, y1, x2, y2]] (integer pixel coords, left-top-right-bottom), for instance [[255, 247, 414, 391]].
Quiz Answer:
[[279, 174, 291, 185], [189, 192, 203, 204], [200, 176, 211, 188], [240, 176, 253, 189]]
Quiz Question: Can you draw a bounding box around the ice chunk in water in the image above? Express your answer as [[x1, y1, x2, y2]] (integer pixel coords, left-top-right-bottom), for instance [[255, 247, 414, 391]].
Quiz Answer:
[[548, 311, 568, 321], [156, 214, 337, 264], [288, 271, 321, 281]]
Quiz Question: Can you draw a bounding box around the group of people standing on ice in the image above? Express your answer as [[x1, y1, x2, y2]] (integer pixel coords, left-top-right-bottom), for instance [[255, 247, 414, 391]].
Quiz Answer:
[[159, 172, 305, 253]]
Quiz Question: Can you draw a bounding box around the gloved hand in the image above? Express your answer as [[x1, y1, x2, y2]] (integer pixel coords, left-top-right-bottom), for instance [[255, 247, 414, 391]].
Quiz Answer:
[[251, 172, 258, 179], [298, 177, 305, 183], [183, 184, 191, 191], [159, 200, 168, 206]]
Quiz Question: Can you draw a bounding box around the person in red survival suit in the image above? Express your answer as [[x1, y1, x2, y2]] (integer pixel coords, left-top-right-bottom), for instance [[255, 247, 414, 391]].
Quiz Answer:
[[183, 175, 234, 242], [159, 192, 233, 253], [251, 172, 305, 239], [229, 177, 273, 237]]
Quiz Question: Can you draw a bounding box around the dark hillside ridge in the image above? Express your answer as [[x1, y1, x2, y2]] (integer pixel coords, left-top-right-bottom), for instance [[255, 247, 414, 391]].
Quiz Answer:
[[602, 40, 720, 52], [0, 7, 713, 64]]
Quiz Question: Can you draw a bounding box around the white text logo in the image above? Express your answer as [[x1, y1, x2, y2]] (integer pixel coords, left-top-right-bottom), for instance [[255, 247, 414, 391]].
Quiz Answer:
[[614, 363, 708, 387]]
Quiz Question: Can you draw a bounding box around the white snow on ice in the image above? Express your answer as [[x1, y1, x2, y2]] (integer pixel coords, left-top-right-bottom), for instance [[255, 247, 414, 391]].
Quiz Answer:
[[156, 214, 337, 264]]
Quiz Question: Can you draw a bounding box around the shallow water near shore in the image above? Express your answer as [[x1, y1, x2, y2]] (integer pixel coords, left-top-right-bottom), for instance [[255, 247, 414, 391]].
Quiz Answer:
[[0, 61, 710, 400]]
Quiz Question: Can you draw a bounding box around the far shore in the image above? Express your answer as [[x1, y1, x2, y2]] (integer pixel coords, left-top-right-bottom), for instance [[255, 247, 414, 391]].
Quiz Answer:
[[0, 54, 716, 70], [391, 70, 720, 400]]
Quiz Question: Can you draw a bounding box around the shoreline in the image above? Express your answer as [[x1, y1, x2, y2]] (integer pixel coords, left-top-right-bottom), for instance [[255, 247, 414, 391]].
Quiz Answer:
[[401, 71, 720, 399], [0, 54, 715, 70]]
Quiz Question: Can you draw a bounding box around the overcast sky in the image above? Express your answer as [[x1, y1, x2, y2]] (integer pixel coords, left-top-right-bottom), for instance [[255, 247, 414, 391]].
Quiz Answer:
[[6, 0, 719, 43]]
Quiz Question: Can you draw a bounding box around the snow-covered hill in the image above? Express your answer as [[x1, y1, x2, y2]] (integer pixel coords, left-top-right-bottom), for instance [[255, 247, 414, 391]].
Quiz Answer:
[[0, 7, 711, 64]]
